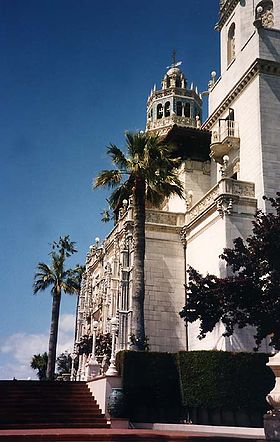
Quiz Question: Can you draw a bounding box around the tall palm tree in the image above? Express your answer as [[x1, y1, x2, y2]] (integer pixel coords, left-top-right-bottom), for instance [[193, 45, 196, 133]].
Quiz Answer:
[[33, 236, 79, 380], [94, 132, 184, 350]]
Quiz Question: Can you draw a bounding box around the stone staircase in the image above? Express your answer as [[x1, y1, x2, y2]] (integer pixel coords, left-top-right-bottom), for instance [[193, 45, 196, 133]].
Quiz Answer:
[[0, 380, 109, 429]]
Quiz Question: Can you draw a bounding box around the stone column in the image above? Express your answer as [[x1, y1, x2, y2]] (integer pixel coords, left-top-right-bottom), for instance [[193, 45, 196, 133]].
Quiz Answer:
[[106, 317, 119, 376], [70, 351, 78, 381], [86, 320, 100, 380]]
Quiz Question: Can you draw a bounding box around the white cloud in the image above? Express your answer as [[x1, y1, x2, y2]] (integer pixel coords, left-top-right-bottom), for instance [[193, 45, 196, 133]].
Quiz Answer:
[[0, 313, 76, 380], [1, 333, 48, 364], [59, 313, 75, 334]]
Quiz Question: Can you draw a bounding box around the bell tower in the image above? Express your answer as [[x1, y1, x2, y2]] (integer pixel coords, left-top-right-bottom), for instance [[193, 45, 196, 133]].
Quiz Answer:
[[146, 55, 202, 136]]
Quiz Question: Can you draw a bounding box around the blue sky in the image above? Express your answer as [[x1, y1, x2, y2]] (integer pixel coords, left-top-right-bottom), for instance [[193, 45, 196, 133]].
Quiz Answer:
[[0, 0, 219, 379]]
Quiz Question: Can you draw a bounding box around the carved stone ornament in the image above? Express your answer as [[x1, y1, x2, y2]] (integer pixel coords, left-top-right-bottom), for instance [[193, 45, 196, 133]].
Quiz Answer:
[[146, 210, 178, 226], [216, 196, 233, 217], [180, 226, 188, 246], [266, 352, 280, 409]]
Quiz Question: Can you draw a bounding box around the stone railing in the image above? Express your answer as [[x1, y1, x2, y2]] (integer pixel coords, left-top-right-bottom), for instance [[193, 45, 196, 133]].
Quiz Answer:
[[211, 120, 239, 144], [147, 115, 196, 131], [187, 178, 255, 224]]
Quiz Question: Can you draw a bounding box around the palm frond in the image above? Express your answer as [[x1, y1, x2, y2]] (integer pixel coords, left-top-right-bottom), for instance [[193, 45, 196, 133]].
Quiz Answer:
[[101, 209, 111, 223], [107, 179, 133, 211], [107, 144, 128, 169], [126, 131, 148, 158], [51, 236, 77, 258], [33, 262, 56, 294], [94, 170, 123, 189]]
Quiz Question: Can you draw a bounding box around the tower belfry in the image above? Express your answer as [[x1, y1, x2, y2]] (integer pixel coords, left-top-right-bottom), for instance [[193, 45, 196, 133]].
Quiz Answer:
[[146, 59, 202, 135]]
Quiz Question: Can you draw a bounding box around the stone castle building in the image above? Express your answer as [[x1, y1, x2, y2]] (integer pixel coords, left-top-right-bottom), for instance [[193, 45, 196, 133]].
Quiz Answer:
[[75, 0, 280, 367]]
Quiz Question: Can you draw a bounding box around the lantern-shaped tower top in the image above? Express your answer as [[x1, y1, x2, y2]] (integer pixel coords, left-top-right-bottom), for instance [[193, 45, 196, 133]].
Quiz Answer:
[[146, 57, 202, 136]]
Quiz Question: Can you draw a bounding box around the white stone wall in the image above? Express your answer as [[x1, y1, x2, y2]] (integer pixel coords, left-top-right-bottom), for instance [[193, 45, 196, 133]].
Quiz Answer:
[[144, 227, 186, 352], [167, 161, 211, 212], [210, 2, 259, 114], [220, 1, 256, 77], [259, 73, 280, 202], [187, 211, 227, 350], [234, 78, 265, 206], [186, 200, 264, 352], [259, 28, 280, 61], [274, 1, 280, 30]]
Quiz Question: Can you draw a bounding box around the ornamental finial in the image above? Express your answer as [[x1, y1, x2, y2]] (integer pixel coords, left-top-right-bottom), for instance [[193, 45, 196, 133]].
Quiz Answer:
[[166, 49, 182, 69]]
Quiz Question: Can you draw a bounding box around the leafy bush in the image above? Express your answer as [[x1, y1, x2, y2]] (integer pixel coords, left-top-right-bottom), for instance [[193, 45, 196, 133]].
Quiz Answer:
[[115, 350, 275, 425], [116, 351, 182, 422], [178, 351, 275, 410]]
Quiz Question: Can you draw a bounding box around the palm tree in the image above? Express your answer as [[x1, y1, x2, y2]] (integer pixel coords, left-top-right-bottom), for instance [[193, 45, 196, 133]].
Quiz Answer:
[[33, 236, 79, 380], [30, 352, 48, 380], [94, 132, 184, 350]]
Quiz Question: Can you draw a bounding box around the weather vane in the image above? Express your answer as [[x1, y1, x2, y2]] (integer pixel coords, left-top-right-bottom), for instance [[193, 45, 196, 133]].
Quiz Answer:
[[167, 49, 182, 69]]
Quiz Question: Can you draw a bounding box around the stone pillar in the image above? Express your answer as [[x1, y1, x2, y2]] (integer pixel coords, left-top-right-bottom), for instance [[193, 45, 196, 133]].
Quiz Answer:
[[106, 317, 119, 376], [70, 351, 78, 381], [86, 320, 100, 380]]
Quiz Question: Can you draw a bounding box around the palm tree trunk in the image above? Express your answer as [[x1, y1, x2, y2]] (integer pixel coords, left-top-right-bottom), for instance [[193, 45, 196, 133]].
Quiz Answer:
[[46, 290, 61, 380], [131, 179, 146, 351]]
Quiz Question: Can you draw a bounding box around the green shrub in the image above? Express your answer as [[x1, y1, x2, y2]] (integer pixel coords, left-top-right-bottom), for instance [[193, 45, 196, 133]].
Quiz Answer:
[[115, 350, 275, 424], [116, 351, 182, 422], [178, 351, 275, 410]]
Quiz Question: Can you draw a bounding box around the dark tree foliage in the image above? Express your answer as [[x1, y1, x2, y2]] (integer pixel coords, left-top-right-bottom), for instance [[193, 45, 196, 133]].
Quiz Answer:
[[78, 333, 112, 361], [180, 194, 280, 350], [56, 351, 72, 375], [30, 352, 48, 380]]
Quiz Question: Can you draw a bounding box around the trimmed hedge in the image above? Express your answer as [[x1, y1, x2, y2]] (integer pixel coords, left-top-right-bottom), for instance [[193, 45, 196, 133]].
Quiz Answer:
[[178, 351, 275, 410], [116, 351, 182, 422], [116, 350, 275, 425]]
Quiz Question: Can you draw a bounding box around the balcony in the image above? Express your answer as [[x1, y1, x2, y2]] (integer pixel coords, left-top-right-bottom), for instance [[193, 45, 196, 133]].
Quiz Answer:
[[210, 120, 240, 163], [186, 177, 256, 225]]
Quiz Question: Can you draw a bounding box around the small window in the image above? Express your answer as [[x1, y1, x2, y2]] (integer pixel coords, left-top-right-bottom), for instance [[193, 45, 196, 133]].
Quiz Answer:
[[227, 23, 235, 66], [184, 102, 191, 118], [157, 104, 163, 119], [164, 102, 170, 117], [176, 101, 182, 116]]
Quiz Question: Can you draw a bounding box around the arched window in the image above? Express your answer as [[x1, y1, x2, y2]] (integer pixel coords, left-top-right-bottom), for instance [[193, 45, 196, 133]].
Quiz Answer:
[[255, 1, 274, 28], [176, 101, 182, 116], [175, 78, 181, 88], [157, 103, 163, 119], [184, 102, 191, 118], [164, 102, 170, 117], [227, 22, 235, 66]]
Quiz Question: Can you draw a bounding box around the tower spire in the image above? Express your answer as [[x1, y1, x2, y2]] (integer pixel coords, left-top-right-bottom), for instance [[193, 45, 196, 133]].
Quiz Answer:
[[172, 49, 177, 67], [167, 49, 182, 69]]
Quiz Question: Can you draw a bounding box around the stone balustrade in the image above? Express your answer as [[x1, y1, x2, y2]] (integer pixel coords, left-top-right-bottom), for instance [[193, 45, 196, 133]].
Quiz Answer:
[[187, 178, 255, 224], [211, 120, 239, 144], [147, 115, 196, 131]]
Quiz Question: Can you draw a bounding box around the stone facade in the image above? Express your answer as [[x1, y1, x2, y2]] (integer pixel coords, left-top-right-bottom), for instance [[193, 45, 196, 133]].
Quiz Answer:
[[74, 0, 279, 375]]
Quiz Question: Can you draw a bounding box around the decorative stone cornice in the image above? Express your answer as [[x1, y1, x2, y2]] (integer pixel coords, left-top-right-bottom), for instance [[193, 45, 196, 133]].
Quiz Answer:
[[203, 58, 280, 130], [146, 210, 184, 227], [217, 0, 239, 31]]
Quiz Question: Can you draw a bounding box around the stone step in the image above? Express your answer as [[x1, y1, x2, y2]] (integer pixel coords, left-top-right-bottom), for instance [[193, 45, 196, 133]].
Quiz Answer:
[[0, 381, 108, 430]]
